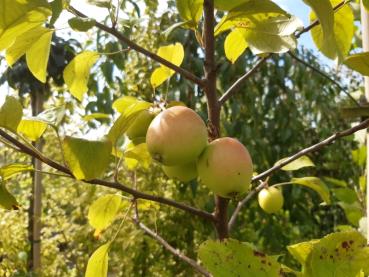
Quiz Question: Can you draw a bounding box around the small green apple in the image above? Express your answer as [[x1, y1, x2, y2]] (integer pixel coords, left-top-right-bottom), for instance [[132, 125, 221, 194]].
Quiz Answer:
[[126, 109, 155, 140], [197, 137, 253, 198], [258, 187, 284, 213], [146, 106, 208, 166], [162, 162, 197, 182]]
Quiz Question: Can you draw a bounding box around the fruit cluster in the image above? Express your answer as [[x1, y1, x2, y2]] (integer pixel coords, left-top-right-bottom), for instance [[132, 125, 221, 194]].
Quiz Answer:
[[142, 106, 254, 199]]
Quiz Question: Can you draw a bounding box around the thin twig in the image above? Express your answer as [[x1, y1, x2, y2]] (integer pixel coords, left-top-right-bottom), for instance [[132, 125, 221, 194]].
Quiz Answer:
[[0, 129, 215, 222], [228, 118, 369, 231], [218, 0, 348, 106], [133, 219, 211, 277], [67, 6, 205, 87], [288, 51, 360, 107]]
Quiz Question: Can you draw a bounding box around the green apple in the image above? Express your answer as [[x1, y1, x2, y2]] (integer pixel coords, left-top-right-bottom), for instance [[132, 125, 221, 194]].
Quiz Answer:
[[146, 106, 208, 166], [197, 137, 253, 198], [126, 109, 155, 140], [162, 162, 197, 182], [258, 187, 284, 213]]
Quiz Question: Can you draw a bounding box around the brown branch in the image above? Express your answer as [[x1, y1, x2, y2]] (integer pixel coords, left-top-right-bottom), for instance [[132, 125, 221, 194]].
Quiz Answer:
[[67, 6, 205, 87], [228, 118, 369, 230], [0, 129, 215, 222], [218, 0, 348, 106], [288, 51, 360, 107], [132, 212, 211, 277]]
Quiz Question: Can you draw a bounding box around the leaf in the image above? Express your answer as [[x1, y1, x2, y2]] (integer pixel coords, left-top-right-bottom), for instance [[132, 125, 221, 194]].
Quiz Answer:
[[50, 0, 64, 26], [310, 0, 354, 60], [364, 0, 369, 12], [290, 231, 369, 277], [36, 105, 66, 127], [0, 96, 23, 132], [344, 52, 369, 76], [150, 43, 184, 88], [214, 0, 288, 35], [0, 0, 51, 51], [287, 240, 320, 266], [124, 142, 152, 170], [85, 242, 111, 277], [0, 182, 19, 210], [333, 188, 357, 204], [63, 51, 100, 101], [0, 164, 34, 181], [323, 177, 347, 187], [26, 28, 53, 82], [17, 118, 48, 141], [224, 29, 248, 63], [304, 0, 337, 59], [288, 177, 330, 204], [215, 0, 248, 11], [68, 17, 96, 32], [88, 194, 122, 236], [113, 96, 145, 114], [338, 202, 363, 226], [352, 145, 367, 167], [176, 0, 203, 27], [198, 239, 281, 277], [63, 137, 112, 181], [276, 155, 315, 171], [242, 16, 303, 55], [83, 113, 111, 122]]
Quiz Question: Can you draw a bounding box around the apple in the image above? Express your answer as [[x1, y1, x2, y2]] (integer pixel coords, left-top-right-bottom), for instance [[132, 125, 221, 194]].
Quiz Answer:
[[162, 162, 197, 182], [197, 137, 253, 198], [258, 187, 284, 213], [126, 109, 155, 140], [146, 106, 208, 166]]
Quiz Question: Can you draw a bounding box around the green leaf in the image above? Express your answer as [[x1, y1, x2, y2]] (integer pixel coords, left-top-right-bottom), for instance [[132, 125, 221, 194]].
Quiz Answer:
[[0, 164, 34, 181], [288, 177, 331, 204], [0, 96, 23, 132], [88, 194, 122, 236], [108, 102, 152, 145], [63, 137, 112, 181], [124, 142, 152, 170], [83, 113, 110, 122], [338, 202, 363, 226], [276, 155, 315, 171], [215, 0, 248, 11], [176, 0, 203, 27], [310, 0, 354, 60], [0, 0, 51, 51], [352, 145, 367, 167], [333, 188, 357, 204], [68, 17, 96, 32], [63, 51, 100, 101], [17, 118, 48, 141], [287, 240, 320, 265], [344, 52, 369, 76], [214, 0, 288, 35], [323, 177, 347, 187], [289, 231, 369, 277], [243, 16, 303, 55], [0, 181, 19, 210], [112, 96, 151, 114], [363, 0, 369, 12], [224, 29, 248, 63], [50, 0, 64, 26], [26, 28, 53, 82], [36, 105, 66, 127], [150, 43, 184, 88], [198, 239, 281, 277], [305, 0, 337, 59], [85, 242, 111, 277]]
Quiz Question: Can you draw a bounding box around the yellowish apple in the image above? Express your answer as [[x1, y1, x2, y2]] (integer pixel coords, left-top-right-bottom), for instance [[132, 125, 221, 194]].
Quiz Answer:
[[162, 162, 197, 182], [197, 137, 253, 198], [258, 187, 284, 213], [146, 106, 208, 166]]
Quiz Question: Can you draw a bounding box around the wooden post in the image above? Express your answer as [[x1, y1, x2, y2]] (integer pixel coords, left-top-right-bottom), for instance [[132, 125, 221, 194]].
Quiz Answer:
[[361, 0, 369, 242]]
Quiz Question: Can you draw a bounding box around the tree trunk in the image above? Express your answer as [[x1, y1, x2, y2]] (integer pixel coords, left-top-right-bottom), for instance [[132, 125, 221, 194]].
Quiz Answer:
[[28, 90, 44, 273]]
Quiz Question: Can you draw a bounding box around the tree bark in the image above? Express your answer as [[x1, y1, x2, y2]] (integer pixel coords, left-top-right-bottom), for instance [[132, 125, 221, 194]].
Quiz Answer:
[[28, 90, 44, 273]]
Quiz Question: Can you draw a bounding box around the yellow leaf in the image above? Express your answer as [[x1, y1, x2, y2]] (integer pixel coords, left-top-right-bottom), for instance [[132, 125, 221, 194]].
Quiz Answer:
[[17, 118, 48, 141], [150, 43, 184, 88], [0, 96, 23, 132], [26, 29, 53, 82], [0, 0, 51, 51], [63, 51, 100, 101], [85, 243, 110, 277], [224, 29, 248, 63]]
